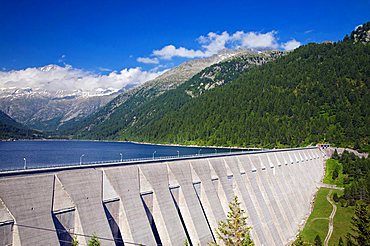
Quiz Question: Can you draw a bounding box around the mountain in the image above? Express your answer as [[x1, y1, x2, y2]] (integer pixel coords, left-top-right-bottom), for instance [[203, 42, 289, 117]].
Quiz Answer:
[[0, 110, 42, 139], [110, 24, 369, 151], [182, 50, 283, 97], [0, 87, 117, 131], [141, 49, 244, 92], [70, 49, 252, 136], [74, 49, 284, 139], [346, 21, 370, 44], [0, 62, 127, 132]]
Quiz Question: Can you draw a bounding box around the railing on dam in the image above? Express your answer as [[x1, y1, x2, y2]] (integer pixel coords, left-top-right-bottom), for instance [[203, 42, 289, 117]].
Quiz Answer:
[[0, 146, 325, 245], [0, 151, 249, 174], [0, 146, 320, 176]]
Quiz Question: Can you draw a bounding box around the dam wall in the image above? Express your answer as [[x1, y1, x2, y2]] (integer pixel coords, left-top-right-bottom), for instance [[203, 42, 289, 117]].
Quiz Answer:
[[0, 147, 324, 246]]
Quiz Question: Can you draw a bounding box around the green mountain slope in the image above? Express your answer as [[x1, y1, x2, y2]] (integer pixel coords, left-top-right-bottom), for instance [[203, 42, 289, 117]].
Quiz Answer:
[[0, 111, 42, 139], [70, 50, 243, 138], [118, 26, 370, 150], [75, 50, 282, 139]]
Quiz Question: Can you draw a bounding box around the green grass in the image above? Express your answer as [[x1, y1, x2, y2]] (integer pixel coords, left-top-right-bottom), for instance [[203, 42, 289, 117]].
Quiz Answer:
[[329, 190, 355, 246], [299, 188, 356, 245], [299, 159, 360, 245], [323, 159, 345, 186], [301, 188, 333, 243]]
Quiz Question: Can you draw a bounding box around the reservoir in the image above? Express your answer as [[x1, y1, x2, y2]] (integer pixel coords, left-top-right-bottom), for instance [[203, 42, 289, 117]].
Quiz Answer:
[[0, 140, 239, 171]]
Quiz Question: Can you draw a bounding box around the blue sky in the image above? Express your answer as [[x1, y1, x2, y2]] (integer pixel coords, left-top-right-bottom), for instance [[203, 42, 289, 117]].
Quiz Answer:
[[0, 0, 369, 74]]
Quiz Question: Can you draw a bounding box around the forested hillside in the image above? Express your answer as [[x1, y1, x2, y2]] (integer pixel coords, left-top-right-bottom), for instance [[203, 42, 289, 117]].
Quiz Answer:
[[75, 51, 282, 139], [0, 111, 42, 139], [69, 49, 246, 138], [117, 29, 370, 151]]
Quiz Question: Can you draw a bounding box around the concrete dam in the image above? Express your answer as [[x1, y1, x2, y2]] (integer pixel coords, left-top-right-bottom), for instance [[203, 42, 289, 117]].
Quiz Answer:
[[0, 147, 324, 246]]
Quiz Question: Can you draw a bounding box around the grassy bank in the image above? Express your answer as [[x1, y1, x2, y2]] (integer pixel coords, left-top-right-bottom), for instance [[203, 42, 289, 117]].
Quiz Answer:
[[323, 159, 345, 187], [301, 188, 332, 243], [329, 190, 355, 246], [300, 188, 355, 245]]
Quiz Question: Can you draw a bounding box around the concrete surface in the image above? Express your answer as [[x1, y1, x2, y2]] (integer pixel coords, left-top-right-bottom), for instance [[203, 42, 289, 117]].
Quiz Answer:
[[0, 147, 323, 246]]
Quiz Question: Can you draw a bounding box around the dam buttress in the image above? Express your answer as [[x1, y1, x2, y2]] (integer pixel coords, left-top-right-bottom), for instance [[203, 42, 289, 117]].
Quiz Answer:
[[0, 147, 324, 246]]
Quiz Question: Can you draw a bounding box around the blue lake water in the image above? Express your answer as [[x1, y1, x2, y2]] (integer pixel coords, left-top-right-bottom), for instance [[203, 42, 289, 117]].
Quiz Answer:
[[0, 140, 238, 171]]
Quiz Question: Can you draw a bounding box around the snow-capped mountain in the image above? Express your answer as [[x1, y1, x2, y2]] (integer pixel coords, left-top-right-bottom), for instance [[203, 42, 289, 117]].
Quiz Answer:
[[0, 48, 278, 133], [0, 86, 119, 131], [0, 63, 161, 131], [0, 87, 120, 99]]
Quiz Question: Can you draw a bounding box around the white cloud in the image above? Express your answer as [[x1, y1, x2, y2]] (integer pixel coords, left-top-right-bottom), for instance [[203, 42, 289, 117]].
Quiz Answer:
[[152, 45, 207, 60], [200, 30, 280, 51], [149, 30, 292, 60], [236, 31, 279, 50], [137, 57, 159, 64], [0, 64, 163, 93], [198, 31, 231, 55], [281, 39, 301, 50]]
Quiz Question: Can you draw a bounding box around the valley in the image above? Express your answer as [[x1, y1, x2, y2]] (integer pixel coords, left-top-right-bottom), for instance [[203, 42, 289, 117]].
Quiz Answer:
[[0, 2, 369, 245]]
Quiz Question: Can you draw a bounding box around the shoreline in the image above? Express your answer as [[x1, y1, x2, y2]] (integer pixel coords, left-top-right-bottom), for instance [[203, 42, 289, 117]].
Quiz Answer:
[[127, 140, 262, 150], [1, 138, 260, 150]]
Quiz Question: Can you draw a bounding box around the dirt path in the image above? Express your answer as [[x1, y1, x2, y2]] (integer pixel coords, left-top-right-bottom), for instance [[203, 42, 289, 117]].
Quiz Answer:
[[319, 183, 344, 190], [324, 190, 337, 246]]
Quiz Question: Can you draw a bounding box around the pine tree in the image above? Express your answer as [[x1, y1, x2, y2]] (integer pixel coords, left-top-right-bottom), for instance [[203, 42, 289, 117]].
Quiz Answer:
[[333, 193, 339, 202], [212, 196, 254, 246], [332, 149, 340, 160], [292, 233, 305, 246], [348, 202, 370, 245], [332, 166, 339, 180], [88, 234, 101, 246], [314, 234, 322, 246], [354, 140, 361, 150], [72, 236, 79, 246], [338, 236, 344, 246], [366, 173, 370, 202], [346, 234, 355, 246]]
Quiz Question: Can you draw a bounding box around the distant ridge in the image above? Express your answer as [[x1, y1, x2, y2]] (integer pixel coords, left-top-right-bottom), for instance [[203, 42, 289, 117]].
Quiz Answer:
[[73, 49, 283, 139], [0, 110, 42, 140], [76, 22, 370, 152], [346, 21, 370, 44], [0, 81, 118, 132]]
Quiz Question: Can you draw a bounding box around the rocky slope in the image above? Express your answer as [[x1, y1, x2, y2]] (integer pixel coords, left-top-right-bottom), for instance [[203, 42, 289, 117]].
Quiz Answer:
[[348, 21, 370, 43], [0, 87, 117, 131], [75, 49, 284, 139], [115, 25, 370, 151], [74, 49, 247, 132], [0, 110, 42, 139], [185, 50, 283, 97]]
